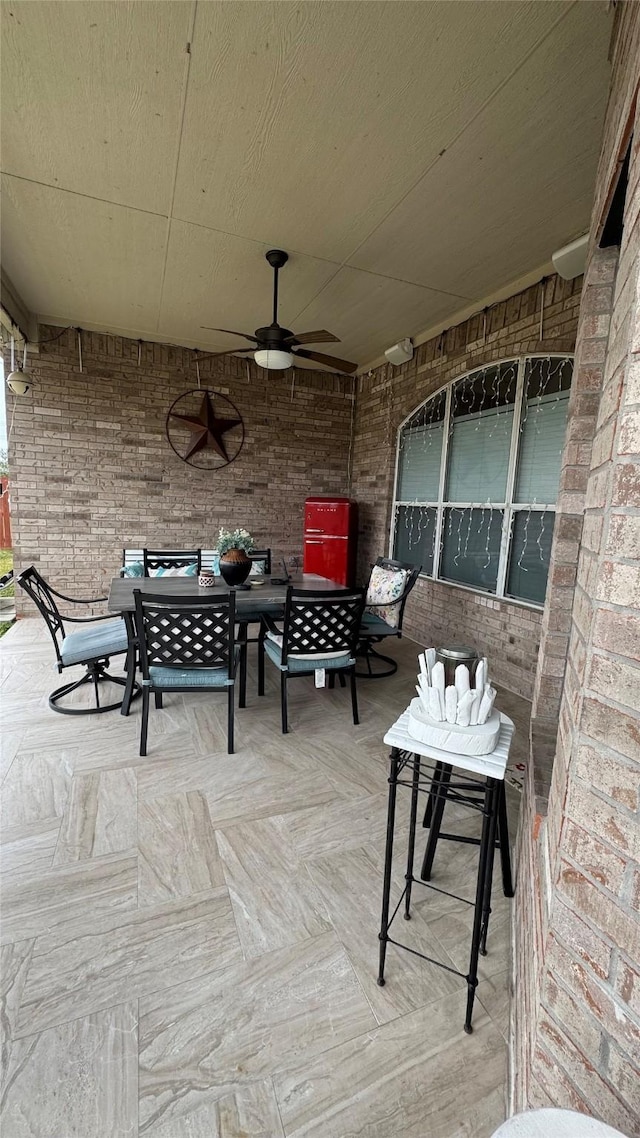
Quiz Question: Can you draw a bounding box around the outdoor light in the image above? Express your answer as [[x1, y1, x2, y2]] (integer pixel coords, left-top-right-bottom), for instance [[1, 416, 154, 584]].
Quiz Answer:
[[6, 369, 33, 396], [253, 348, 293, 370], [6, 338, 33, 395]]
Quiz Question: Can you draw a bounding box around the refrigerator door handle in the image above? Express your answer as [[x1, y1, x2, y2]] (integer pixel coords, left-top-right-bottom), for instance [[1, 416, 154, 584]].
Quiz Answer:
[[306, 539, 323, 545], [306, 527, 324, 533]]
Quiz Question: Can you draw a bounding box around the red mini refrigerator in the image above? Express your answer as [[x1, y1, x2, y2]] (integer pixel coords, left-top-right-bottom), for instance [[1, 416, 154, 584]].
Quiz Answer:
[[303, 496, 358, 586]]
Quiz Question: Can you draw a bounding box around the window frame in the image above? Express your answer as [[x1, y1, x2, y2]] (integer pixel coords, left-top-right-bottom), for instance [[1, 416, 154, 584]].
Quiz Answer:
[[389, 353, 574, 609]]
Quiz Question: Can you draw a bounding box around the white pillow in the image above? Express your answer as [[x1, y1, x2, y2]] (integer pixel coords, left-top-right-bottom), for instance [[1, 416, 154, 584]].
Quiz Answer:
[[365, 565, 408, 628]]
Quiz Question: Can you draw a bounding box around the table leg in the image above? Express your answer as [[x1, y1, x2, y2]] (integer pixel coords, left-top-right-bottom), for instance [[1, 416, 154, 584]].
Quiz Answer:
[[498, 782, 514, 898], [480, 781, 499, 957], [464, 778, 498, 1033], [377, 747, 400, 987], [420, 763, 452, 881], [238, 624, 247, 709], [421, 760, 443, 829], [404, 754, 421, 921]]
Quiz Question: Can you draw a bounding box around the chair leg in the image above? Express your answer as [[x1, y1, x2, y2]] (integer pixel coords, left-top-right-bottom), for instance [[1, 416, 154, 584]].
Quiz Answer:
[[154, 691, 163, 710], [338, 672, 346, 689], [350, 668, 359, 725], [228, 685, 235, 754], [140, 687, 150, 756], [328, 672, 336, 690], [280, 673, 289, 734]]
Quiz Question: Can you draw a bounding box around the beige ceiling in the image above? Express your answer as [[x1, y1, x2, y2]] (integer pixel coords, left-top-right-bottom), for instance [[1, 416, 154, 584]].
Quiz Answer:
[[1, 0, 612, 369]]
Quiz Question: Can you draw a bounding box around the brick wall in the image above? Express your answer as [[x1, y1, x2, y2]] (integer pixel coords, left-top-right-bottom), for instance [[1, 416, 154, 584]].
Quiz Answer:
[[350, 275, 582, 699], [6, 330, 353, 609], [514, 2, 640, 1128]]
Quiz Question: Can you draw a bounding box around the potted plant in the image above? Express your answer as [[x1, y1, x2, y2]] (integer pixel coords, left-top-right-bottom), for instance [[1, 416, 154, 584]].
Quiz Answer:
[[216, 527, 254, 586]]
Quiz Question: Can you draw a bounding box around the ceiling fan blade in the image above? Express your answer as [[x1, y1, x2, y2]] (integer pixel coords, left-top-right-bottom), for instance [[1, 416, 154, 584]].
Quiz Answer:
[[205, 347, 255, 357], [200, 327, 259, 344], [285, 329, 340, 345], [293, 348, 358, 374]]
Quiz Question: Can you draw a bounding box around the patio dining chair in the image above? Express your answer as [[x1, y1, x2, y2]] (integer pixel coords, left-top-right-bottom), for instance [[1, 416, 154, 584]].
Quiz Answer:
[[258, 586, 365, 733], [357, 556, 421, 678], [133, 588, 238, 755], [17, 565, 137, 715], [143, 549, 202, 575]]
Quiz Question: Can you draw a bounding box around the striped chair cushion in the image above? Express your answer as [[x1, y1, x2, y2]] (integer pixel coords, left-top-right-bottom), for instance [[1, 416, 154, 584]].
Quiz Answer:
[[60, 619, 129, 666], [148, 665, 233, 688], [264, 636, 353, 673]]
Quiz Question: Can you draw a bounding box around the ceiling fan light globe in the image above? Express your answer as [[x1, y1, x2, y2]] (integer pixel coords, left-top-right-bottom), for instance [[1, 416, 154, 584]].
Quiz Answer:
[[254, 349, 293, 370]]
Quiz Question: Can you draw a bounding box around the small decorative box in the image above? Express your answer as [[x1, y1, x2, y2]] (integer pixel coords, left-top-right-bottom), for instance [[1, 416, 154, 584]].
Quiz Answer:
[[198, 573, 216, 588]]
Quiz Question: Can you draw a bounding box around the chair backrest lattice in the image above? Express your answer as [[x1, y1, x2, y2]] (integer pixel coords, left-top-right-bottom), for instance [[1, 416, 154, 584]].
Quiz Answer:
[[134, 591, 236, 675], [281, 588, 364, 663], [17, 566, 65, 661], [143, 549, 202, 574]]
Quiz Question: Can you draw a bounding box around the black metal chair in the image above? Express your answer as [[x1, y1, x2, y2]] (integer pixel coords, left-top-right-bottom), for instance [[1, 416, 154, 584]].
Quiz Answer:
[[17, 565, 137, 715], [133, 589, 238, 755], [142, 549, 202, 575], [357, 556, 421, 678], [258, 586, 365, 733], [249, 548, 272, 575]]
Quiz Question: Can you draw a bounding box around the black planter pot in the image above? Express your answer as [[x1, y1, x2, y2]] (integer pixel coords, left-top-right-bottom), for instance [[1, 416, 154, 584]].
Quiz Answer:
[[218, 548, 252, 586]]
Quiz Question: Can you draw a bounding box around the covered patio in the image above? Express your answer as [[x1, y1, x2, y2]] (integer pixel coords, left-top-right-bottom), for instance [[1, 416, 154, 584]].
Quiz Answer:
[[1, 2, 639, 1136]]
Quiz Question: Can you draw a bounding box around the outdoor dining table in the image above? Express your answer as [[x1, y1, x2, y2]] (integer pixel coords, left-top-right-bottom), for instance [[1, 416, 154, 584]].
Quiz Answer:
[[107, 572, 346, 715]]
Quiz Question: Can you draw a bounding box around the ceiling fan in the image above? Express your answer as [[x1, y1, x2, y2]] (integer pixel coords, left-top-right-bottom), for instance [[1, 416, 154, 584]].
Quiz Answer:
[[201, 249, 358, 374]]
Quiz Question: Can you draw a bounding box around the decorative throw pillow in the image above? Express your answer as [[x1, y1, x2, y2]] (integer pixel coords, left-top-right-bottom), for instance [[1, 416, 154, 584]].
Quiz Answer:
[[365, 565, 408, 628], [149, 563, 198, 577], [122, 561, 144, 578]]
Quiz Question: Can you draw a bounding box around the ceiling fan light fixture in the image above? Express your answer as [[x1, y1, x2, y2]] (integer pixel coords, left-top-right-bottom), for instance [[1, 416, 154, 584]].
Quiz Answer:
[[254, 348, 293, 370]]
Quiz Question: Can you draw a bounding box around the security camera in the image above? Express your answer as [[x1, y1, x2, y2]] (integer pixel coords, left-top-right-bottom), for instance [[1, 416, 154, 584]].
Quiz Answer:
[[6, 369, 33, 396]]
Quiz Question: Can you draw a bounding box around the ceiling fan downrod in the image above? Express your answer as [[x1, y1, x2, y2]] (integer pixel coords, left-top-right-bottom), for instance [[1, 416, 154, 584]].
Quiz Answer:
[[265, 249, 288, 326]]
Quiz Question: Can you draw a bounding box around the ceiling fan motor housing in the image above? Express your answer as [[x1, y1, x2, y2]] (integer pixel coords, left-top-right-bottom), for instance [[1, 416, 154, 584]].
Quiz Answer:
[[254, 324, 295, 347]]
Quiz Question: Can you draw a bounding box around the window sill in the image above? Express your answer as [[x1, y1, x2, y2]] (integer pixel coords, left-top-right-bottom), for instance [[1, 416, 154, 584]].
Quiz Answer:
[[414, 572, 545, 613]]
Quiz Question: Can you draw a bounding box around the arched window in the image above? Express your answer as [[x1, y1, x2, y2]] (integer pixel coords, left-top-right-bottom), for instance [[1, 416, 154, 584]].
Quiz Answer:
[[392, 355, 573, 605]]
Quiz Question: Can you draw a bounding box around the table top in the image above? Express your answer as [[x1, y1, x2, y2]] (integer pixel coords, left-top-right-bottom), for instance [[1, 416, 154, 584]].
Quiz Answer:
[[383, 707, 514, 781], [107, 573, 344, 614]]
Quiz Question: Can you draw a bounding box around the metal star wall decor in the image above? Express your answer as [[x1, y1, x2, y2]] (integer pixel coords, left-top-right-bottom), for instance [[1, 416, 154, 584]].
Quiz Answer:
[[165, 389, 245, 469]]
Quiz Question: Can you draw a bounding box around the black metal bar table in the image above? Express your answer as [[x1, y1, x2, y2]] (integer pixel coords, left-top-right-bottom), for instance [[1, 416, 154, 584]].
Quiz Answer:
[[377, 708, 515, 1034]]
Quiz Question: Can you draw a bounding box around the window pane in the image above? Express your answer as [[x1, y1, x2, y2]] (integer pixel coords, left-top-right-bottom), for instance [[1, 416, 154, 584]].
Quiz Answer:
[[446, 362, 518, 503], [397, 422, 444, 501], [515, 392, 569, 504], [394, 506, 437, 574], [440, 507, 503, 593], [507, 510, 555, 605], [397, 391, 445, 502]]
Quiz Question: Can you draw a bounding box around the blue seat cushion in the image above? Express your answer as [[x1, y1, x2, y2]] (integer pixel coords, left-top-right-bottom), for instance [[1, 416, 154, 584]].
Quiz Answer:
[[148, 665, 233, 688], [60, 618, 129, 666], [360, 612, 398, 637], [264, 637, 354, 673]]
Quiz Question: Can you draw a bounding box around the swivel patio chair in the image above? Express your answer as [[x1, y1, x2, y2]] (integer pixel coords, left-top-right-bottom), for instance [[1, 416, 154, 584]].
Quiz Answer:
[[134, 588, 238, 755], [258, 586, 365, 733], [357, 556, 421, 678], [17, 565, 137, 715]]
